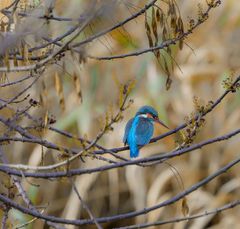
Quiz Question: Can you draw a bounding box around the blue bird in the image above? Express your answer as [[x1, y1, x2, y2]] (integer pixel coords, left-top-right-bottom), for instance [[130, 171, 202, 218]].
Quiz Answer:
[[123, 106, 169, 158]]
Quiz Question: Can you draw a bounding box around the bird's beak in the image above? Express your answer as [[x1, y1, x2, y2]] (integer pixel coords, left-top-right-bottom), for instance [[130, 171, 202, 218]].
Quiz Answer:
[[155, 118, 169, 129]]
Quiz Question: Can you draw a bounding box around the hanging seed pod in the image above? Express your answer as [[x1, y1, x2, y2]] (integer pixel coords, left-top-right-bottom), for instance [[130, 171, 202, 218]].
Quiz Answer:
[[152, 7, 158, 44], [181, 197, 190, 216], [167, 1, 173, 16], [73, 72, 82, 104], [170, 3, 177, 29], [163, 57, 172, 90], [162, 26, 167, 41], [179, 39, 184, 50], [177, 17, 184, 35], [145, 12, 154, 47], [54, 72, 65, 111], [159, 11, 164, 28], [156, 8, 161, 22], [154, 49, 160, 59]]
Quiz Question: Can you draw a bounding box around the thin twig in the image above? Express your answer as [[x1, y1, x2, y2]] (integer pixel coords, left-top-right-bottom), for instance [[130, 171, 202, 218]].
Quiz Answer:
[[0, 128, 239, 177], [0, 146, 65, 229], [88, 3, 215, 60], [115, 200, 240, 229], [70, 178, 103, 229], [0, 152, 240, 225]]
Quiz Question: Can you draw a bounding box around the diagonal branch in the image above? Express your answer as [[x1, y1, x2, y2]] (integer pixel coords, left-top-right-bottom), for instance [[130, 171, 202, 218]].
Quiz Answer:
[[0, 128, 239, 178], [88, 2, 216, 60], [69, 178, 102, 229], [0, 150, 240, 225], [115, 200, 240, 229]]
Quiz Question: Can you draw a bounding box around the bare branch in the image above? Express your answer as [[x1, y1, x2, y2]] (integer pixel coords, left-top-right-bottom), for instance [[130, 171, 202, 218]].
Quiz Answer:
[[0, 151, 239, 226], [115, 200, 240, 229]]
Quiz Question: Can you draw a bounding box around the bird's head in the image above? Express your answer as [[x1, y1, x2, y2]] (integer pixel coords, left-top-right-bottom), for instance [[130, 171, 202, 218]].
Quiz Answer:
[[136, 105, 169, 129]]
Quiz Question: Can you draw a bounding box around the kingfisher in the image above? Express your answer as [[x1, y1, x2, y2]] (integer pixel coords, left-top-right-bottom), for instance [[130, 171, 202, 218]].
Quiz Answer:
[[123, 106, 169, 158]]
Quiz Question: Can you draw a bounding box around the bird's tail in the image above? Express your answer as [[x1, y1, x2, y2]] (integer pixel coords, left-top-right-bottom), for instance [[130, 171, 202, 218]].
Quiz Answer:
[[130, 144, 139, 158]]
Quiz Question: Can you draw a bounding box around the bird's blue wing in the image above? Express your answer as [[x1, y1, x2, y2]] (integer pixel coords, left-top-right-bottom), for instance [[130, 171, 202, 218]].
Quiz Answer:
[[135, 118, 154, 146], [123, 118, 134, 145]]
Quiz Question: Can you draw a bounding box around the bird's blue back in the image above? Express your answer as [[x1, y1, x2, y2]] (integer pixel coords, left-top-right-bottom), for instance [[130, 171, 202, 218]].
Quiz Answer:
[[123, 116, 154, 158]]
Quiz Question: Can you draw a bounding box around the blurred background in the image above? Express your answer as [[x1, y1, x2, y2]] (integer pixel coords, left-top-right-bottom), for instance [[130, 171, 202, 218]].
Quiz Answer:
[[0, 0, 240, 228]]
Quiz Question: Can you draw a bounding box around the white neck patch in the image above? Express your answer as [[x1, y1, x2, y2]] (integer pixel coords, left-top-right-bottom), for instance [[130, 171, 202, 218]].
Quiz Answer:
[[138, 114, 148, 118]]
